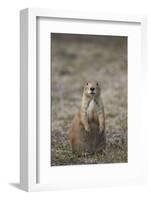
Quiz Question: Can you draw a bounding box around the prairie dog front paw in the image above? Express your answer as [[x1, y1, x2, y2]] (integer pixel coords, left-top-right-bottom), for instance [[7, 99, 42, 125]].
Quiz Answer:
[[99, 126, 104, 134], [84, 124, 90, 132]]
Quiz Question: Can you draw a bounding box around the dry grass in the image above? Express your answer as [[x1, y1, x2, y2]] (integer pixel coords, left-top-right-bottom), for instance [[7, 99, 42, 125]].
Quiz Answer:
[[51, 33, 127, 166]]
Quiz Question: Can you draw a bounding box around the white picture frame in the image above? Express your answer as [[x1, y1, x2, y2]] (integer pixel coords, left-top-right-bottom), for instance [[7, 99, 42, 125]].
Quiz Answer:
[[20, 8, 147, 191]]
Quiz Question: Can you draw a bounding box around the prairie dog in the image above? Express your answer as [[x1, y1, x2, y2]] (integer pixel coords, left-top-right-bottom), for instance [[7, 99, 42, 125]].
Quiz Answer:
[[69, 81, 106, 154]]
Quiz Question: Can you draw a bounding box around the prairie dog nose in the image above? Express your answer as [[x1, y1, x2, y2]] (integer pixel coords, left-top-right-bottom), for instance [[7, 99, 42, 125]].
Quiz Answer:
[[90, 87, 95, 91]]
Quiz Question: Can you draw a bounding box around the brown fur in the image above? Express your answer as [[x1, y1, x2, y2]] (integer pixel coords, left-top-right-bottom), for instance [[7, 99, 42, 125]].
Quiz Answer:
[[69, 81, 106, 155]]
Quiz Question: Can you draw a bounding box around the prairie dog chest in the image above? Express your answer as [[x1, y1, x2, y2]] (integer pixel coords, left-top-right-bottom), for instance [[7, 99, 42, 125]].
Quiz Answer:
[[87, 99, 97, 120]]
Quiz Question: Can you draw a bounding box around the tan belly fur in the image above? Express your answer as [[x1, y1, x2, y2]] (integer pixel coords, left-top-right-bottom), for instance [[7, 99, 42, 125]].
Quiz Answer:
[[87, 99, 99, 124]]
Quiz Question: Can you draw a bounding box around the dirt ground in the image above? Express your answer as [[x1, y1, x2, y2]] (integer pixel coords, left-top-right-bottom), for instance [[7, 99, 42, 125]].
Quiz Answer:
[[51, 33, 127, 166]]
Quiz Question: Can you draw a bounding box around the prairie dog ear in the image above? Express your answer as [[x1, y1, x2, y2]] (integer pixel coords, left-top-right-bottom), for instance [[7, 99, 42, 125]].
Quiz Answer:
[[96, 81, 101, 87], [83, 81, 88, 90], [85, 81, 89, 86]]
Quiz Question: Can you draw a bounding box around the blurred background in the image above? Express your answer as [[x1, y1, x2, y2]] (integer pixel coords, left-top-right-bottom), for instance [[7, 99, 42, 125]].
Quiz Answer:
[[51, 33, 127, 166]]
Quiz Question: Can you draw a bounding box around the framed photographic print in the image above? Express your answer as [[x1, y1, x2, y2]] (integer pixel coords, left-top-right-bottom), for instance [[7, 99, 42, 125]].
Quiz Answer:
[[20, 8, 147, 191]]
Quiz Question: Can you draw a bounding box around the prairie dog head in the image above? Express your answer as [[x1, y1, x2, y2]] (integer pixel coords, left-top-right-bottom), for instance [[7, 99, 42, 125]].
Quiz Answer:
[[83, 81, 101, 98]]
